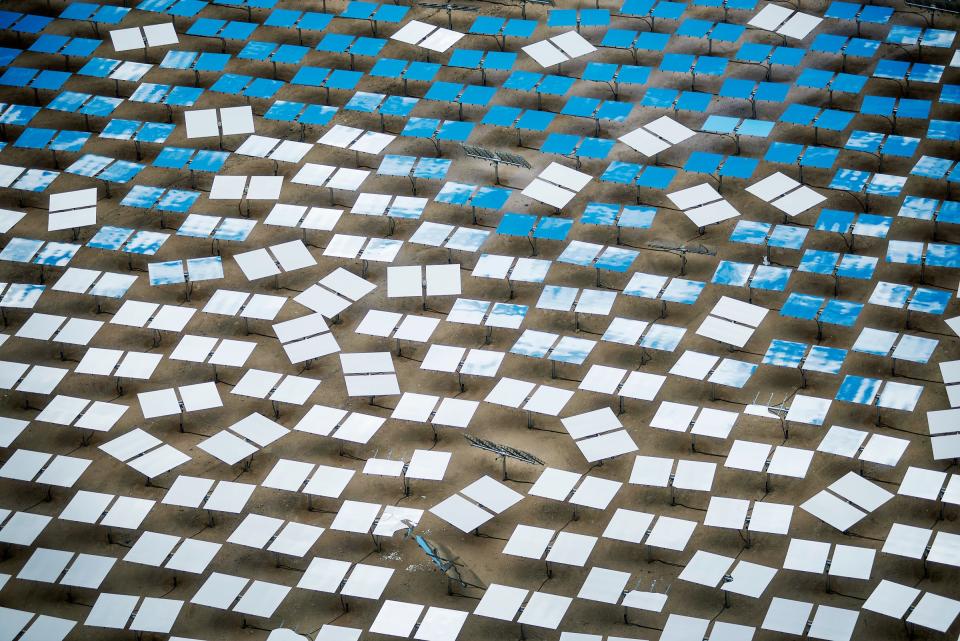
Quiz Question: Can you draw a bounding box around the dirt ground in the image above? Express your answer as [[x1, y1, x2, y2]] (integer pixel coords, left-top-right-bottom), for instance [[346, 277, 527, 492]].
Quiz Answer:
[[1, 0, 959, 639]]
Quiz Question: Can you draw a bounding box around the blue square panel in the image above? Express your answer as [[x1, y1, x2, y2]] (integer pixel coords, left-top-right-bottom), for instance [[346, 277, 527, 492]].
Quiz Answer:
[[497, 213, 536, 236], [750, 265, 790, 291], [596, 247, 638, 271], [894, 335, 937, 363], [816, 209, 855, 232], [472, 186, 510, 209], [719, 156, 758, 179], [781, 293, 822, 320], [836, 375, 881, 404], [640, 324, 685, 351], [799, 249, 839, 275], [768, 225, 807, 249], [581, 202, 617, 226], [624, 272, 666, 298], [685, 151, 722, 174], [635, 166, 675, 189], [908, 288, 950, 314], [619, 206, 656, 228], [708, 359, 755, 388], [836, 254, 877, 279], [661, 278, 704, 303], [926, 243, 960, 268], [534, 218, 573, 240], [712, 260, 752, 286], [820, 299, 862, 326], [763, 339, 806, 368]]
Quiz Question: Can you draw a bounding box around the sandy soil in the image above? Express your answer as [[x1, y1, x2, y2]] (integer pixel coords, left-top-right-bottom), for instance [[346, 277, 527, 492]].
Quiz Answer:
[[1, 0, 959, 639]]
